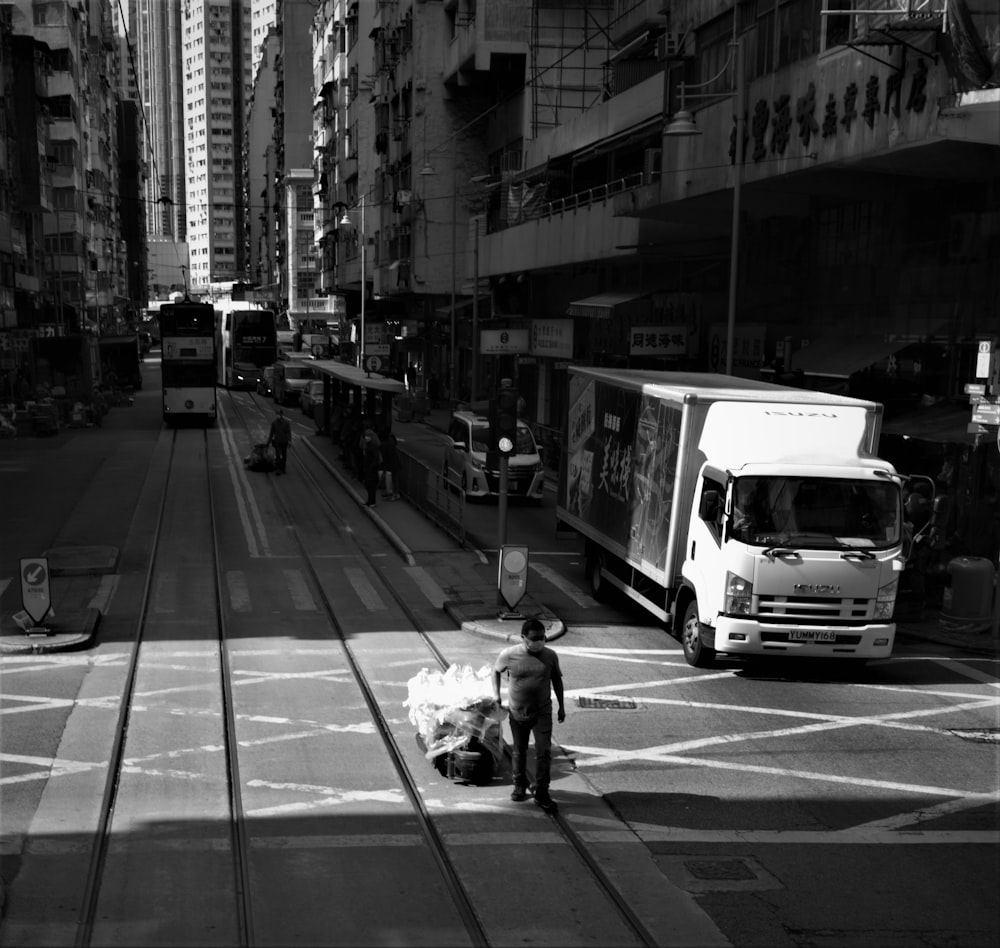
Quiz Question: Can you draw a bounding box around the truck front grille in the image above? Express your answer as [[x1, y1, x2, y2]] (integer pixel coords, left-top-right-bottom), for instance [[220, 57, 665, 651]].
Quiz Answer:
[[757, 596, 871, 623]]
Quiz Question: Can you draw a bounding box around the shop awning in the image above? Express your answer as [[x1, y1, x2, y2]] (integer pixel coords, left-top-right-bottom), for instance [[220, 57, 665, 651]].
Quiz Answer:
[[789, 334, 910, 378], [880, 402, 980, 445], [566, 291, 648, 320]]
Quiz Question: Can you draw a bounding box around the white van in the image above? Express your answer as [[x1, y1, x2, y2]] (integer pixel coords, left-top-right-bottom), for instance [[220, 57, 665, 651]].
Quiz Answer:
[[443, 410, 545, 501], [272, 361, 315, 406]]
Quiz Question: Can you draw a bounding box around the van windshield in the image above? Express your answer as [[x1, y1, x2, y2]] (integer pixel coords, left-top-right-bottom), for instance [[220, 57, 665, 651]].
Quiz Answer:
[[470, 423, 537, 455], [284, 366, 313, 380], [730, 476, 901, 549]]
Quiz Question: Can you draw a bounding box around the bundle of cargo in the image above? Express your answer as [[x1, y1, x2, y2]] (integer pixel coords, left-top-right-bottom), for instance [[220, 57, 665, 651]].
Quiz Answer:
[[404, 664, 505, 785]]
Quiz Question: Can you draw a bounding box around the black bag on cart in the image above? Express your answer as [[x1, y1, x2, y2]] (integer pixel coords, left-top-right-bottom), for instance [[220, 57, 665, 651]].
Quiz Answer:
[[244, 443, 275, 472]]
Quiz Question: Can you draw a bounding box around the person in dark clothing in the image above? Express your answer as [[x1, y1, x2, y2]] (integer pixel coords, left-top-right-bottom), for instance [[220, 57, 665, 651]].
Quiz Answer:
[[492, 618, 565, 813], [379, 427, 401, 499], [362, 427, 381, 506], [267, 407, 292, 474]]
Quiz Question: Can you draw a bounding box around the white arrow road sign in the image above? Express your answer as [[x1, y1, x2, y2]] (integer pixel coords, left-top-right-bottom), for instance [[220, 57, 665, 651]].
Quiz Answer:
[[20, 557, 52, 625]]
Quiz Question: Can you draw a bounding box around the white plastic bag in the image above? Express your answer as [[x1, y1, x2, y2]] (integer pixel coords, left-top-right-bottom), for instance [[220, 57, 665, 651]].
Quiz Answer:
[[404, 664, 505, 761]]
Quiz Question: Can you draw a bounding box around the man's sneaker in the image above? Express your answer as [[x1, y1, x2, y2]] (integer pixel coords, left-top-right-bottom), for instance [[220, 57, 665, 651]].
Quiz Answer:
[[534, 790, 558, 813], [510, 787, 529, 802]]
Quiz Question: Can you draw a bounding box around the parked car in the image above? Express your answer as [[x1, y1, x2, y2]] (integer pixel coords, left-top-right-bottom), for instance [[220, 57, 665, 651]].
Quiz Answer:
[[442, 410, 544, 502], [272, 361, 315, 406], [256, 365, 276, 397], [299, 379, 325, 417]]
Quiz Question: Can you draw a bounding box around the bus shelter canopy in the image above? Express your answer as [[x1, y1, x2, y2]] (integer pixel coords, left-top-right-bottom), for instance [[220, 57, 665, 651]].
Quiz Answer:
[[311, 359, 406, 394]]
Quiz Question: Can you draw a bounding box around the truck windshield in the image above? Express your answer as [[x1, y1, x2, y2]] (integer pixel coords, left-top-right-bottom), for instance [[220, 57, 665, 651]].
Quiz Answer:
[[730, 476, 901, 549]]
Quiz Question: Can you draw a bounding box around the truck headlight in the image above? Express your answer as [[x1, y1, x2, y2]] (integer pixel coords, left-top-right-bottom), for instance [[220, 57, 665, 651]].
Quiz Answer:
[[725, 571, 752, 614], [874, 576, 899, 620]]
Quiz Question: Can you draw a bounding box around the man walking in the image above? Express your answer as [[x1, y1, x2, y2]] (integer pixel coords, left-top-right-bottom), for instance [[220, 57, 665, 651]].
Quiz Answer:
[[362, 427, 381, 506], [493, 618, 565, 813], [267, 407, 292, 475]]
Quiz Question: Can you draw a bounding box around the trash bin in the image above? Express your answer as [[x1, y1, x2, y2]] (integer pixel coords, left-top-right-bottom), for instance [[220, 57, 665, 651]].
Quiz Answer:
[[940, 556, 994, 631]]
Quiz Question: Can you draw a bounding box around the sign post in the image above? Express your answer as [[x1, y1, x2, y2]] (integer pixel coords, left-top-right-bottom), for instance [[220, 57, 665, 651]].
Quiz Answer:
[[20, 557, 52, 628], [497, 545, 528, 619]]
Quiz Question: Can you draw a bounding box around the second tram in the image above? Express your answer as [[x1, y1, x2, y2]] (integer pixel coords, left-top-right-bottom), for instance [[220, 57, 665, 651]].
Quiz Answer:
[[217, 304, 277, 389], [159, 300, 217, 426]]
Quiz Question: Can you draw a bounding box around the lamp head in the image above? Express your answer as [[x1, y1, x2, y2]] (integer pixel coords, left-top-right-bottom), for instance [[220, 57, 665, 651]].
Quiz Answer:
[[665, 110, 701, 137], [419, 162, 436, 176]]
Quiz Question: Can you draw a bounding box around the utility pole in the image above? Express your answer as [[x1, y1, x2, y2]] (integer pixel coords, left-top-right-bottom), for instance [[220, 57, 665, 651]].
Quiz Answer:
[[471, 224, 479, 400]]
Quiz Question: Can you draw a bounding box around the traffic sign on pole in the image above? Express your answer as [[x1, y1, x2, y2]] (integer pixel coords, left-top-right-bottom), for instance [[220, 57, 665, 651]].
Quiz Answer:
[[20, 557, 52, 626], [497, 544, 528, 615]]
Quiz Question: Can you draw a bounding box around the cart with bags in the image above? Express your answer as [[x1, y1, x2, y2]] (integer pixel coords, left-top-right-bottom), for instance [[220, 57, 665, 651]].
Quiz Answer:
[[243, 442, 275, 472], [405, 664, 506, 784]]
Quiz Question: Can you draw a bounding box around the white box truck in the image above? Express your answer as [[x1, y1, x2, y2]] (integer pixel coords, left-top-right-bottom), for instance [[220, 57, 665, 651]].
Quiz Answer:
[[556, 368, 906, 667]]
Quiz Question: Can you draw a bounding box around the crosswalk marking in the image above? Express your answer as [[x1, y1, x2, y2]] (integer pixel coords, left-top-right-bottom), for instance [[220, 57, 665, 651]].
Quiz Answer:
[[345, 567, 385, 611], [283, 569, 316, 611], [403, 565, 447, 608], [153, 572, 177, 613], [227, 571, 251, 612], [530, 562, 595, 607]]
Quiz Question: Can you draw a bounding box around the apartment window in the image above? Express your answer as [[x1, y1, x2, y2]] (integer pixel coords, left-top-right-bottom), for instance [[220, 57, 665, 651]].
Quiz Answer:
[[33, 3, 66, 27]]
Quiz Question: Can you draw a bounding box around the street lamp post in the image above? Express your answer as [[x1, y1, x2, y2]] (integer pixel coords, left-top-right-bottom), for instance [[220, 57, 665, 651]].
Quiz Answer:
[[665, 29, 747, 377], [335, 197, 365, 368]]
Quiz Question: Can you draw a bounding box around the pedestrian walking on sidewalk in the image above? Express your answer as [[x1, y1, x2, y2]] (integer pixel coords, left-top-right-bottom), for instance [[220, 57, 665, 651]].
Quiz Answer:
[[267, 407, 292, 474], [492, 618, 565, 812], [362, 427, 381, 506], [379, 426, 401, 499]]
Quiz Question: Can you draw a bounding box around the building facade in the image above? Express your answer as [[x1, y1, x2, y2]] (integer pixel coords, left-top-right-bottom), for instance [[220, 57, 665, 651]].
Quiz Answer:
[[180, 0, 252, 290]]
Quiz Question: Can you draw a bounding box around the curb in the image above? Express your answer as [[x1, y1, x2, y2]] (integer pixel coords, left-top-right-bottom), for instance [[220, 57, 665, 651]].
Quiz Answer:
[[0, 607, 101, 654], [43, 545, 119, 576], [301, 437, 417, 566], [444, 599, 566, 643]]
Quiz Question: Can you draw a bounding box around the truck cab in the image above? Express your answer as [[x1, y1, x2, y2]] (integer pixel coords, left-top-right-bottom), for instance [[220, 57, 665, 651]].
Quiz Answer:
[[679, 462, 904, 666]]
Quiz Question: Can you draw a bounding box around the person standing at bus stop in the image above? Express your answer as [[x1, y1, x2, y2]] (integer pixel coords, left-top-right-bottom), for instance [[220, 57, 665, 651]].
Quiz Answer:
[[268, 407, 292, 475], [493, 618, 565, 813]]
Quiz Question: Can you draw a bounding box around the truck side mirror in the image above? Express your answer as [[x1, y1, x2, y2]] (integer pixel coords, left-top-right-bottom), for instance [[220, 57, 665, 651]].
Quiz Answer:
[[930, 494, 950, 530]]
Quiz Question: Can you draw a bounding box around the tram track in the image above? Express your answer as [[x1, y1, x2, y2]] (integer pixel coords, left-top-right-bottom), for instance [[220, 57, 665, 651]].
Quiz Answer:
[[76, 425, 254, 946], [222, 389, 661, 948]]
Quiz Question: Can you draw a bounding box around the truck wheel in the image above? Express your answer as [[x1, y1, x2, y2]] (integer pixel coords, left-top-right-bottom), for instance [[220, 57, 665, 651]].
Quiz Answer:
[[586, 554, 610, 603], [681, 601, 715, 668]]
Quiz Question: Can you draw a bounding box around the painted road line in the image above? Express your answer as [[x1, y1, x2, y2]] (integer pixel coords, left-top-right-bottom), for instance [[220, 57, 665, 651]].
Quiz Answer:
[[530, 562, 597, 607], [403, 565, 447, 608], [227, 570, 251, 612], [283, 568, 317, 610], [345, 567, 385, 611]]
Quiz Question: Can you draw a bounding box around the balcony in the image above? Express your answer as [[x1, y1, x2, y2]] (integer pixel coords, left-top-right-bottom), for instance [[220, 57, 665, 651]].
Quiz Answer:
[[610, 0, 668, 46], [442, 0, 531, 84], [478, 174, 676, 277]]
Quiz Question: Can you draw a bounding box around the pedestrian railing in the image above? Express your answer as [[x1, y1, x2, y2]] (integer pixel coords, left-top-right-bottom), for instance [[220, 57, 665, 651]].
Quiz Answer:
[[397, 449, 466, 546]]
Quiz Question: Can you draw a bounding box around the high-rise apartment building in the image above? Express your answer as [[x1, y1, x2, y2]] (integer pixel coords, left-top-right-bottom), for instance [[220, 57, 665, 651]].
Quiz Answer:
[[181, 0, 252, 291], [133, 0, 186, 243]]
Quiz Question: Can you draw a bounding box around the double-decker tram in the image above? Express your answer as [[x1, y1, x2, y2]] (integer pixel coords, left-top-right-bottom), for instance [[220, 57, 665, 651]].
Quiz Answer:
[[159, 300, 217, 426], [217, 303, 277, 389]]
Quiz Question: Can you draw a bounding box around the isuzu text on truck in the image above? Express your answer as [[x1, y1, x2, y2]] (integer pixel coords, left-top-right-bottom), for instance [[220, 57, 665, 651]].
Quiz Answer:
[[556, 368, 906, 667]]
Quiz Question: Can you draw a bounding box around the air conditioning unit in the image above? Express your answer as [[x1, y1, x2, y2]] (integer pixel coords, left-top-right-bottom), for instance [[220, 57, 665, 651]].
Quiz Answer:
[[657, 31, 695, 60]]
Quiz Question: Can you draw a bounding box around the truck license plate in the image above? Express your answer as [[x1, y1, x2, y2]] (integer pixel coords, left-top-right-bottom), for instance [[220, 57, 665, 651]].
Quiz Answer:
[[789, 630, 837, 643]]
